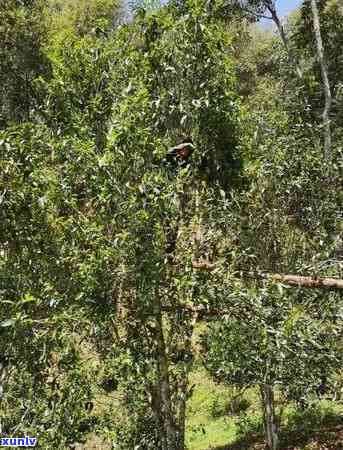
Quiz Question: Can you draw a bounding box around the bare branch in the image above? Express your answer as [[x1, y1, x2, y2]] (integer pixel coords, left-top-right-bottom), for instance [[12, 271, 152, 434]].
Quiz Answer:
[[191, 260, 343, 290], [242, 6, 273, 20], [264, 0, 303, 79]]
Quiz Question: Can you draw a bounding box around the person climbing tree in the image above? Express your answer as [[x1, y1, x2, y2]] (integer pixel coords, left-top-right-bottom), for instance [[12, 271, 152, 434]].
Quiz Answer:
[[163, 137, 195, 263]]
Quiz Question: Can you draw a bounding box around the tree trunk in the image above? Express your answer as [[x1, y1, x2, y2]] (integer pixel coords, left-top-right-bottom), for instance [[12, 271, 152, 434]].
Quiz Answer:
[[310, 0, 332, 159], [154, 294, 178, 450], [176, 374, 187, 450], [149, 382, 167, 449], [265, 1, 303, 79], [0, 358, 8, 434], [260, 383, 279, 450], [174, 317, 196, 450]]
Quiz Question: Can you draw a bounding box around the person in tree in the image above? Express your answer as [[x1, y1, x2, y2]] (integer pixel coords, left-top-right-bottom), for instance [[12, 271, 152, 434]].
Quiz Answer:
[[163, 137, 195, 263], [164, 138, 195, 169]]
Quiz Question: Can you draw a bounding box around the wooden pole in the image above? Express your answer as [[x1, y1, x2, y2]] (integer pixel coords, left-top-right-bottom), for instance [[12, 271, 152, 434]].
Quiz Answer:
[[192, 260, 343, 290]]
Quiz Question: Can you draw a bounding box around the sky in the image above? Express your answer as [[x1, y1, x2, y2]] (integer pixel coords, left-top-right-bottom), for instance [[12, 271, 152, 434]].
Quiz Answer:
[[276, 0, 302, 17], [258, 0, 302, 27]]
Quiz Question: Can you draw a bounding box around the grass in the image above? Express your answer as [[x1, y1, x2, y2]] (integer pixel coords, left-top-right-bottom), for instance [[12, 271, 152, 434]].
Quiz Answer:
[[185, 364, 343, 450], [187, 417, 236, 450], [185, 365, 259, 450], [78, 326, 343, 450], [81, 364, 343, 450]]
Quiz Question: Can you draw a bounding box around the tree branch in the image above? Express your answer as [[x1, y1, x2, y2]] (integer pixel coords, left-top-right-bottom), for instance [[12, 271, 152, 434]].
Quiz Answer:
[[192, 260, 343, 290], [264, 0, 303, 79], [242, 6, 272, 20]]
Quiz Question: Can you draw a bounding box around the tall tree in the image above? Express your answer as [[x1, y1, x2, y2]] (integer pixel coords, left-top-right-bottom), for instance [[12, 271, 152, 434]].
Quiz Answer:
[[232, 0, 303, 78], [310, 0, 332, 159]]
